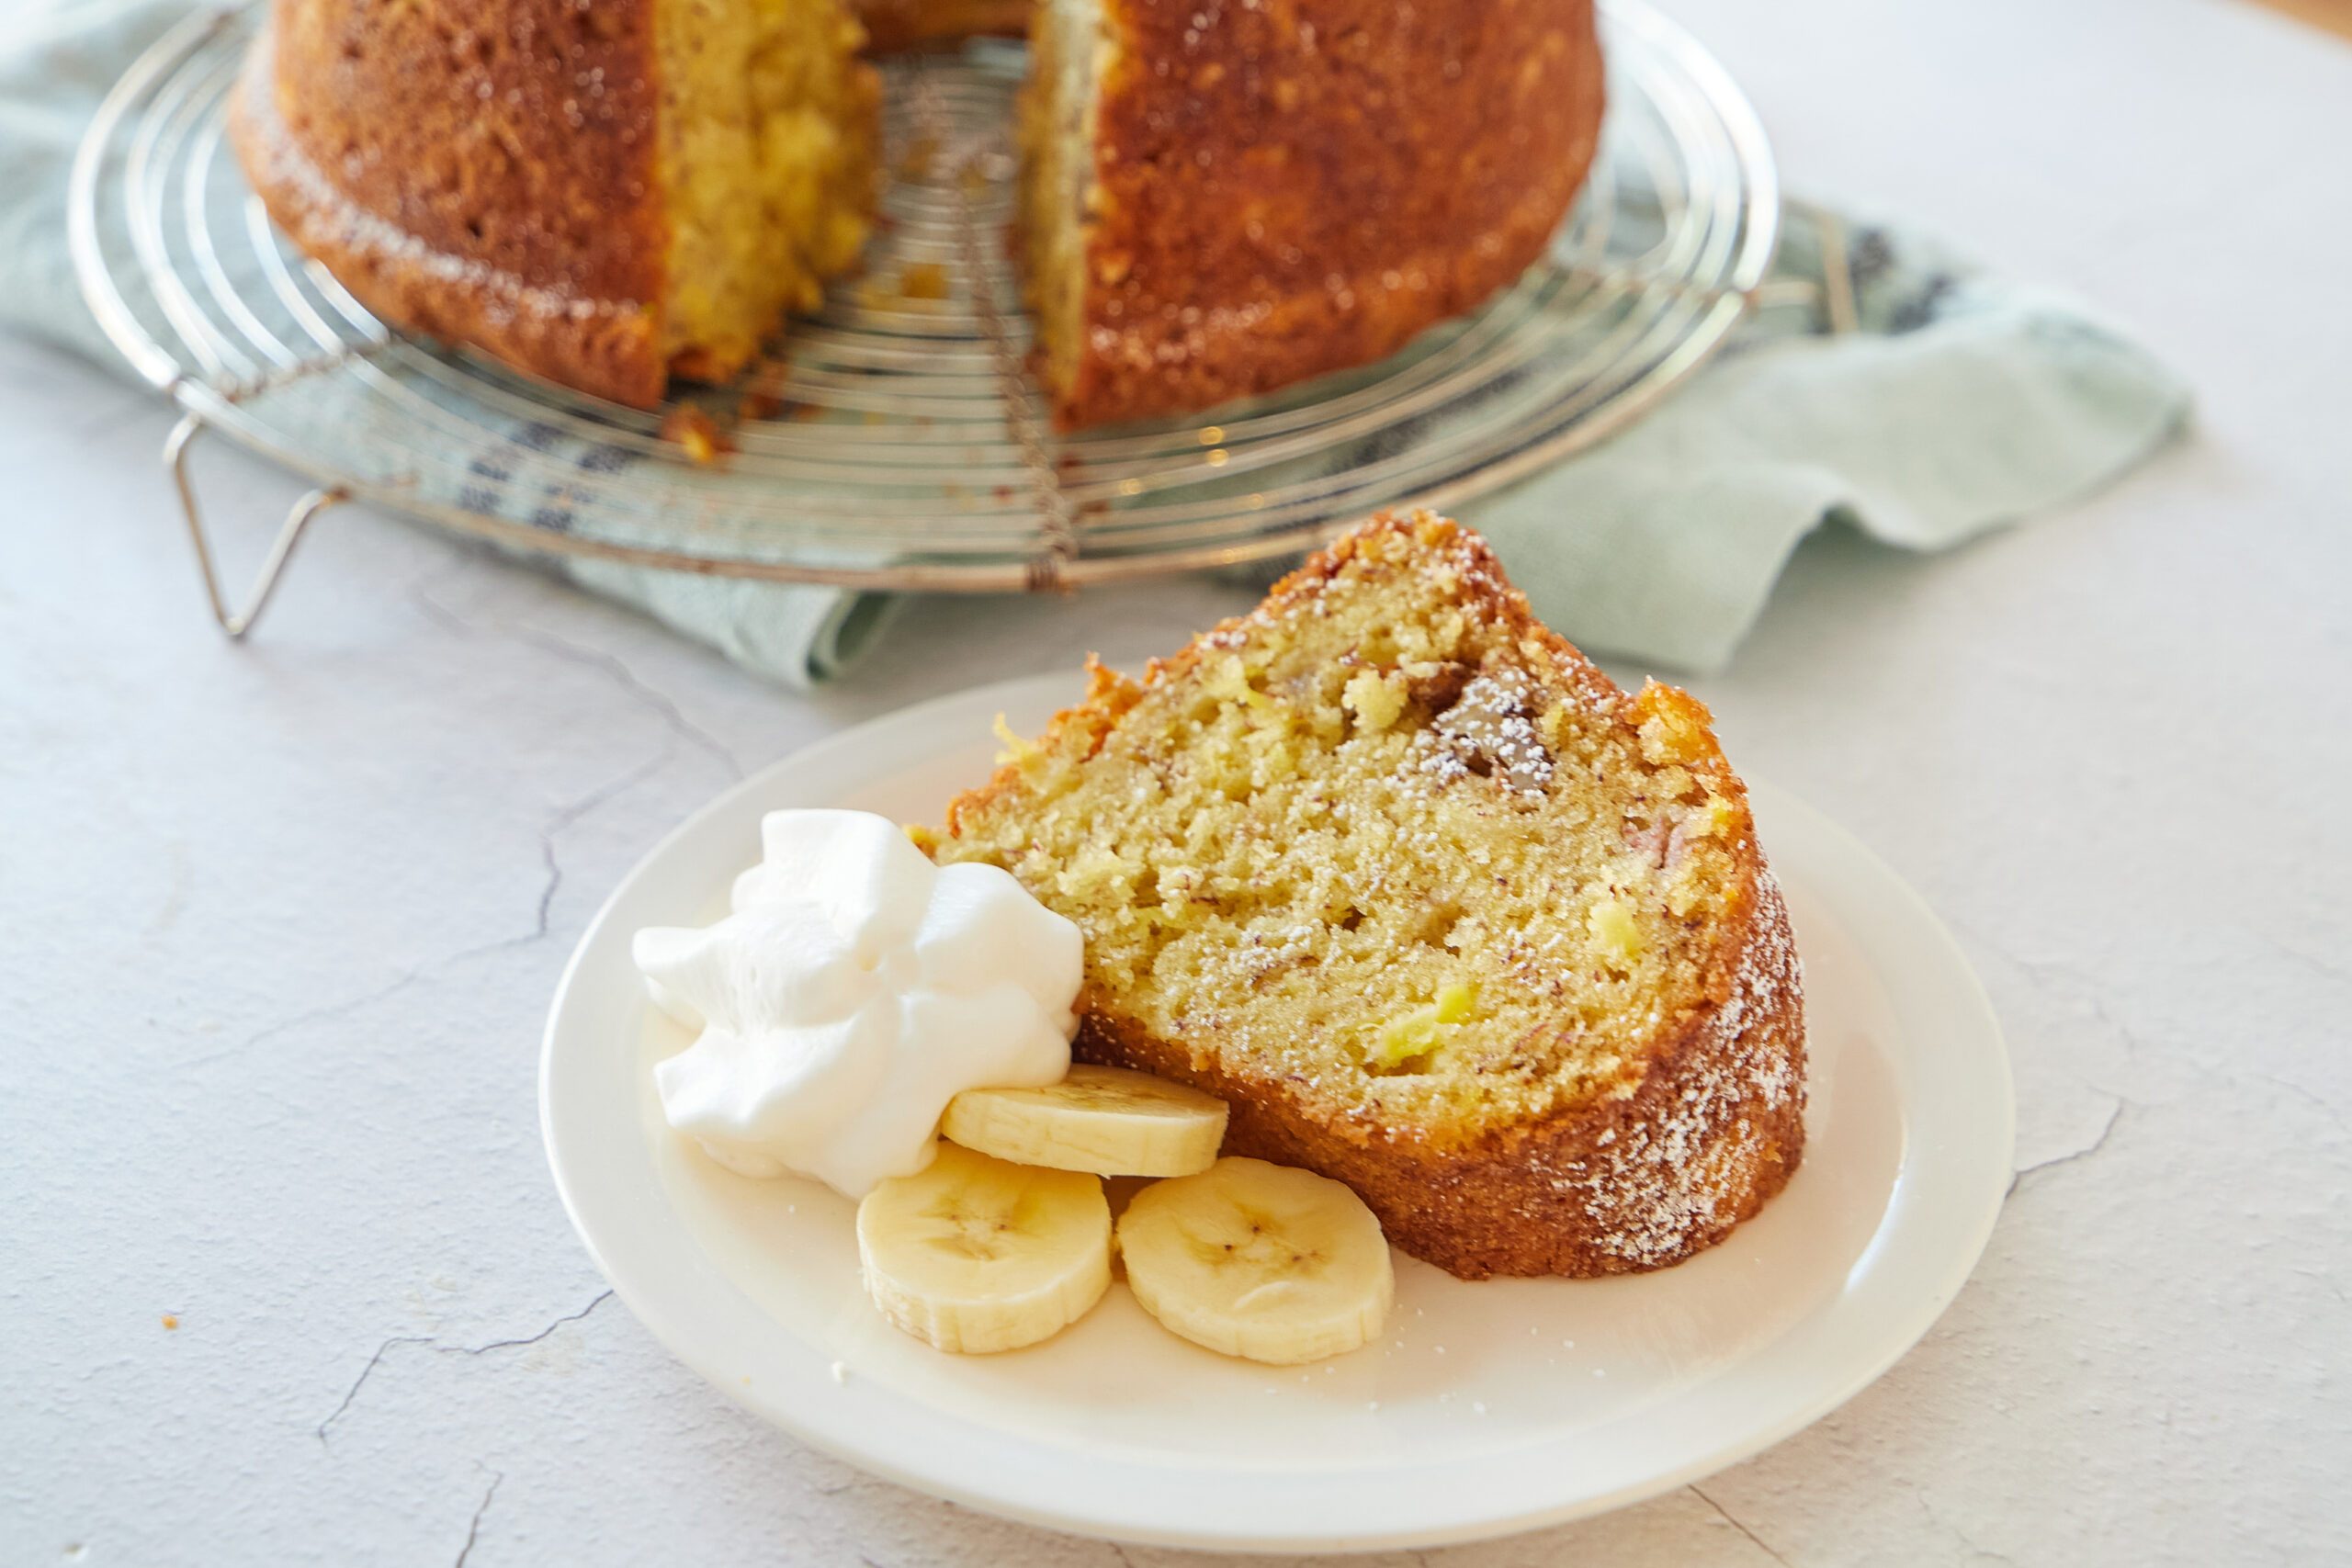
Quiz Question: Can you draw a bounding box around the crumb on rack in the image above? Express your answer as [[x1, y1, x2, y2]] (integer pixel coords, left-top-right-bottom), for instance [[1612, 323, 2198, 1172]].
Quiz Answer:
[[659, 407, 735, 466], [899, 261, 949, 300], [738, 362, 790, 422], [897, 133, 939, 182]]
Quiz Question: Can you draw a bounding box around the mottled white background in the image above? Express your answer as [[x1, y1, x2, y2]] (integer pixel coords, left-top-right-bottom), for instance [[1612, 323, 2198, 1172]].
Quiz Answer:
[[5, 0, 2347, 1562]]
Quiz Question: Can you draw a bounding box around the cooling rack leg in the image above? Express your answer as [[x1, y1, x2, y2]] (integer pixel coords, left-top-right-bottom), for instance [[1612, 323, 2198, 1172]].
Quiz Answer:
[[1811, 206, 1859, 336], [163, 412, 347, 639]]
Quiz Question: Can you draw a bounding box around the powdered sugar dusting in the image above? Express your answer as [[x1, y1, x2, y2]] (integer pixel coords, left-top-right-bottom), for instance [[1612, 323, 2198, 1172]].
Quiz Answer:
[[1423, 669, 1554, 795], [1537, 865, 1804, 1266]]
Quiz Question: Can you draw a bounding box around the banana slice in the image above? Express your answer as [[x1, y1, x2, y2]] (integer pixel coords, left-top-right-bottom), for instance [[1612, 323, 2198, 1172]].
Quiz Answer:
[[1117, 1156, 1394, 1365], [943, 1064, 1228, 1178], [856, 1142, 1112, 1354]]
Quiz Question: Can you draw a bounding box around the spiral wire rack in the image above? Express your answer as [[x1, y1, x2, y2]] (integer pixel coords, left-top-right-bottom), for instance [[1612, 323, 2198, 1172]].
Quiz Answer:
[[72, 0, 1779, 634]]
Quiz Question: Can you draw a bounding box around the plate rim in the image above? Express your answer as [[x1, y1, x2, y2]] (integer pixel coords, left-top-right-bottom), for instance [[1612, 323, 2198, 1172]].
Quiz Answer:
[[540, 671, 2014, 1553]]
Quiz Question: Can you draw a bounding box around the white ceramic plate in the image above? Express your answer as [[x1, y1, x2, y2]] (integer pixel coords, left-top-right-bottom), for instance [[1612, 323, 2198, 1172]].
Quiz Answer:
[[542, 672, 2013, 1554]]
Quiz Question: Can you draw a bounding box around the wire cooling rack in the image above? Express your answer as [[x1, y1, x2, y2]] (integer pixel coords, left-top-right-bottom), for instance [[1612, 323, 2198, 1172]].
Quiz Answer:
[[71, 0, 1777, 633]]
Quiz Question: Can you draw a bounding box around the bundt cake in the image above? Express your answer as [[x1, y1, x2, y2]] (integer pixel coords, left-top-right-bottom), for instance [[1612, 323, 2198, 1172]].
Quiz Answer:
[[230, 0, 881, 408], [232, 0, 1605, 426], [1019, 0, 1606, 428], [930, 513, 1804, 1280]]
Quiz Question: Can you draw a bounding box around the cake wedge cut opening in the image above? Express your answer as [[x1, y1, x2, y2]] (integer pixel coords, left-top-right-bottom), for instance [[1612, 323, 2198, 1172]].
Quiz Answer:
[[654, 0, 881, 380]]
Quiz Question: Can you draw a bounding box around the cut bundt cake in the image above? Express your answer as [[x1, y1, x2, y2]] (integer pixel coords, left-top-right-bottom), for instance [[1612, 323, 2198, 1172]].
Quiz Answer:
[[231, 0, 880, 408], [1019, 0, 1607, 428], [932, 513, 1804, 1280], [232, 0, 1605, 424]]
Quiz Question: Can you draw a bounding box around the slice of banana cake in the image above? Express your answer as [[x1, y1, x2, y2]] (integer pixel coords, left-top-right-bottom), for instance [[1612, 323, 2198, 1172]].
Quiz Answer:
[[933, 513, 1805, 1280]]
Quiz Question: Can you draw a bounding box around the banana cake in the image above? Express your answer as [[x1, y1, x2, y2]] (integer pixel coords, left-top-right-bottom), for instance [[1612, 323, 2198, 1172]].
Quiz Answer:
[[931, 513, 1804, 1280], [231, 0, 1603, 425]]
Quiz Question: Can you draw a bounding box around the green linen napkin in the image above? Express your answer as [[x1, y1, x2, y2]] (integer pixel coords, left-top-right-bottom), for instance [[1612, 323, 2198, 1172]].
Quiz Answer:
[[1, 0, 2188, 685], [1461, 210, 2190, 670]]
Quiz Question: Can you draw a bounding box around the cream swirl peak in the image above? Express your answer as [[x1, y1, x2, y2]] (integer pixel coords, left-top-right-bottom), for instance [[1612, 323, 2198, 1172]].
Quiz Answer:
[[636, 809, 1080, 1197]]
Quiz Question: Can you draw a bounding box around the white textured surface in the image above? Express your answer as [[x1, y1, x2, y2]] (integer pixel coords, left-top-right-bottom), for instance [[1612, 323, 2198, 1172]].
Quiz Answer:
[[4, 0, 2347, 1561]]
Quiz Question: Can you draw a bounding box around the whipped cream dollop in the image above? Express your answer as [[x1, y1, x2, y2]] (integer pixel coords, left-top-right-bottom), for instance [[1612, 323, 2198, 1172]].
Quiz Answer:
[[635, 808, 1080, 1196]]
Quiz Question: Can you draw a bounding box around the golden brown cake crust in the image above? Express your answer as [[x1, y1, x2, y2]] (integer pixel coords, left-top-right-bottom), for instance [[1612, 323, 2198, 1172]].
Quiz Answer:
[[1055, 0, 1608, 429], [230, 2, 669, 407], [943, 514, 1805, 1280]]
